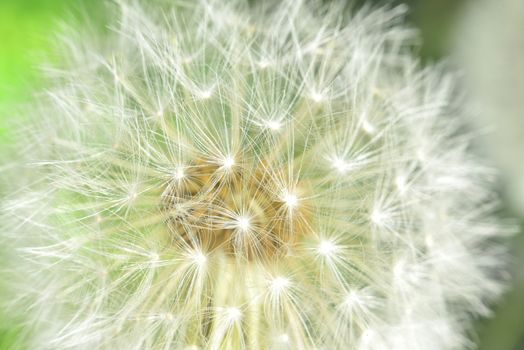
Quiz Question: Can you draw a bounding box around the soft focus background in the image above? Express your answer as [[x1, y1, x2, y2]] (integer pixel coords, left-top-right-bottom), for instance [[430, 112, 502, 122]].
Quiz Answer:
[[0, 0, 522, 349]]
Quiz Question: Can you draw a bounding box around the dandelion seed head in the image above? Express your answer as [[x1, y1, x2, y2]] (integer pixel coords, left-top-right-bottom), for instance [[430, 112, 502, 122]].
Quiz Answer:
[[0, 0, 510, 349]]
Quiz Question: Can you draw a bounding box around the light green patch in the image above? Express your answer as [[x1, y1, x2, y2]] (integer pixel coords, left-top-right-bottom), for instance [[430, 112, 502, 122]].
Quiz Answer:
[[0, 0, 87, 142]]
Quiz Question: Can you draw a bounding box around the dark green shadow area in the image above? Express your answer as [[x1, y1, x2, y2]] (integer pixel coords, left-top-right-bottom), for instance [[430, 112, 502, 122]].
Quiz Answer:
[[351, 0, 470, 62]]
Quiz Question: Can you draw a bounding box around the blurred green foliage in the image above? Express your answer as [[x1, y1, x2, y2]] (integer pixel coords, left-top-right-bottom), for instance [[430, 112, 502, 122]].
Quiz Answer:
[[0, 0, 64, 139], [0, 0, 522, 349]]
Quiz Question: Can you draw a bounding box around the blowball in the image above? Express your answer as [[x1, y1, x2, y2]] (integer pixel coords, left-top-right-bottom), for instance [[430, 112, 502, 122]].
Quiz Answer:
[[0, 1, 509, 349]]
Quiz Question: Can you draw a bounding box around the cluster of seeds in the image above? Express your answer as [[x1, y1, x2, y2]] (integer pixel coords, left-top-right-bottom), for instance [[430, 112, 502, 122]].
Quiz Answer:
[[161, 156, 312, 259], [0, 1, 509, 349]]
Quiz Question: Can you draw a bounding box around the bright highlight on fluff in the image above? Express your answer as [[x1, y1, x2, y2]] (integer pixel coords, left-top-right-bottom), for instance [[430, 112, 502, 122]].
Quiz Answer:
[[173, 167, 185, 180], [270, 276, 291, 294], [236, 216, 251, 231], [317, 240, 338, 256], [332, 157, 351, 173], [0, 0, 510, 349], [222, 156, 235, 168], [192, 251, 207, 266], [265, 120, 282, 131], [282, 192, 298, 208]]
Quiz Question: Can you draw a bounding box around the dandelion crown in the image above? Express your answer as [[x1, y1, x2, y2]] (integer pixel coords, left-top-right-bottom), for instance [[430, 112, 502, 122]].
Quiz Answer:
[[0, 1, 509, 349]]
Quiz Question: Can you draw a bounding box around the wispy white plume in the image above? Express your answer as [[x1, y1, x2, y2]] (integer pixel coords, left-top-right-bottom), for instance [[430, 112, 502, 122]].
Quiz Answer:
[[0, 1, 511, 349]]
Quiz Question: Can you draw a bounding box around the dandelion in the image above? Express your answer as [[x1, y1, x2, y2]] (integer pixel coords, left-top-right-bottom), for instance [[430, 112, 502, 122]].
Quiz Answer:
[[0, 1, 511, 349]]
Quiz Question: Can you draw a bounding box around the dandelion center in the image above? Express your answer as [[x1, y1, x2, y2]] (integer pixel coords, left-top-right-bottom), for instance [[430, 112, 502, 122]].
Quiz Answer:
[[161, 157, 311, 259]]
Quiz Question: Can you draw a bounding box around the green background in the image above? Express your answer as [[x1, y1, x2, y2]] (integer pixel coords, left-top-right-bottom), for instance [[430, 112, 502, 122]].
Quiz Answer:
[[0, 0, 522, 349]]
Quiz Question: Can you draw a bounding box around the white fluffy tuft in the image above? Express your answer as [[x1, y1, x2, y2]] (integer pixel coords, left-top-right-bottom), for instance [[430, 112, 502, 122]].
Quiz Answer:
[[0, 1, 511, 349]]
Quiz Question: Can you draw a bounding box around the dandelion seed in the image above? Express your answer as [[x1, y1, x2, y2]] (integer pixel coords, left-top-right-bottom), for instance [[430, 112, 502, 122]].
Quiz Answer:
[[192, 252, 207, 267], [270, 276, 290, 294], [332, 157, 351, 173], [317, 240, 338, 257], [361, 120, 375, 134], [173, 167, 185, 180], [150, 252, 159, 262], [395, 175, 407, 194], [344, 292, 359, 307], [236, 216, 250, 231], [310, 91, 325, 103], [127, 188, 138, 202], [198, 89, 213, 99], [265, 120, 282, 131], [278, 333, 290, 343], [257, 59, 273, 69], [224, 307, 242, 322], [371, 208, 387, 226], [222, 156, 235, 169], [282, 192, 298, 208]]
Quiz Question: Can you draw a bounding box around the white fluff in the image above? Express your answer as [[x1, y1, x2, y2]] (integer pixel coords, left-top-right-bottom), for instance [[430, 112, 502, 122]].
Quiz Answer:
[[0, 1, 510, 349]]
